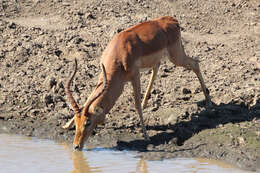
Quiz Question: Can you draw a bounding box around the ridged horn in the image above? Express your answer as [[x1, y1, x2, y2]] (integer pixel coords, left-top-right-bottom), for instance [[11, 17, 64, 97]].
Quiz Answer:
[[65, 59, 80, 114], [82, 63, 107, 116]]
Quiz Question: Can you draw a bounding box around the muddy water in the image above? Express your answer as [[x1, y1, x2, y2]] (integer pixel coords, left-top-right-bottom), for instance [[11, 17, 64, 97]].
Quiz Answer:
[[0, 134, 250, 173]]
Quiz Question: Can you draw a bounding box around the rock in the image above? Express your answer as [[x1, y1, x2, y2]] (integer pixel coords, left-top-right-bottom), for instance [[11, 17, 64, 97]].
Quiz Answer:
[[54, 95, 65, 103], [182, 88, 192, 94], [55, 102, 67, 109], [44, 76, 57, 90], [8, 22, 16, 29], [0, 95, 6, 105], [177, 96, 191, 101], [57, 81, 64, 89], [43, 94, 54, 105], [161, 73, 168, 78], [62, 2, 70, 6], [163, 68, 171, 73], [54, 50, 62, 57], [86, 13, 96, 19], [0, 51, 5, 59], [147, 144, 154, 151], [237, 137, 245, 145], [167, 114, 178, 124], [73, 37, 84, 44], [29, 109, 40, 117]]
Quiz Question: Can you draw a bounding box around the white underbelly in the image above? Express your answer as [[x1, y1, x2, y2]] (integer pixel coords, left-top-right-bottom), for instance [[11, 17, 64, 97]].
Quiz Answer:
[[136, 48, 168, 70]]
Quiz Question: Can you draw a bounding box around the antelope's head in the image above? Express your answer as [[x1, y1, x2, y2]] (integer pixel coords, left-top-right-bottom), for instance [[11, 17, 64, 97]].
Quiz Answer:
[[66, 59, 107, 150]]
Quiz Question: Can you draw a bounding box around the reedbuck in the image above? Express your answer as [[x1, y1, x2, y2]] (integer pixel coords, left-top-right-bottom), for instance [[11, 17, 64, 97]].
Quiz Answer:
[[63, 16, 211, 150]]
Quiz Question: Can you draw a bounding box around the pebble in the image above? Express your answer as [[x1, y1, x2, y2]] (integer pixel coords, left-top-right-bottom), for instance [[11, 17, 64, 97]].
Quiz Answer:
[[182, 88, 192, 95]]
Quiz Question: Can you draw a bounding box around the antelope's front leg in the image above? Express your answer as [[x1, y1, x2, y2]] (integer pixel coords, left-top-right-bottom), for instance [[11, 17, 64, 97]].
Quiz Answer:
[[142, 63, 160, 110], [131, 71, 149, 140]]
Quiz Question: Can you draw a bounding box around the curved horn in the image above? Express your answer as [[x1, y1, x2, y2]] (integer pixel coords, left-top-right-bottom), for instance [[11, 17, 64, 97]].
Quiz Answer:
[[65, 59, 80, 114], [82, 63, 107, 116]]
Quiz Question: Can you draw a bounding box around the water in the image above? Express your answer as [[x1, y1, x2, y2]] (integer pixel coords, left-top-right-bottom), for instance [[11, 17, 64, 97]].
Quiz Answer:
[[0, 133, 250, 173]]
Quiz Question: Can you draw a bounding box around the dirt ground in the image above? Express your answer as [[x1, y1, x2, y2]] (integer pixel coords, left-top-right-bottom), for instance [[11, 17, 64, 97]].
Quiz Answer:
[[0, 0, 259, 171]]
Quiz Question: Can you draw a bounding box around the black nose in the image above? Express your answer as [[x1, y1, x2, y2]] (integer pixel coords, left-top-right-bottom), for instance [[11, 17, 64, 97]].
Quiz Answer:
[[74, 145, 80, 150]]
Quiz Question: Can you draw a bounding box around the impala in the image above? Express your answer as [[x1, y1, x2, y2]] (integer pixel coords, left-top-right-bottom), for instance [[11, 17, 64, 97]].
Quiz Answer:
[[63, 16, 211, 150]]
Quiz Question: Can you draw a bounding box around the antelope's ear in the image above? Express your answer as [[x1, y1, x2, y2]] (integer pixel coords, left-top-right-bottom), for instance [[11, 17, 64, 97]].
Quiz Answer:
[[94, 106, 103, 115]]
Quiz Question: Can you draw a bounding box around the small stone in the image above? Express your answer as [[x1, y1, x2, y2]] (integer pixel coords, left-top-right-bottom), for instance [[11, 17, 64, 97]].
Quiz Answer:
[[237, 137, 245, 145], [182, 88, 192, 94], [167, 114, 178, 124], [217, 124, 224, 128], [147, 144, 154, 150], [0, 95, 6, 105], [44, 94, 54, 105], [62, 2, 70, 6], [54, 50, 62, 57], [168, 138, 177, 145], [150, 106, 158, 112], [45, 77, 57, 89], [29, 109, 40, 117], [8, 22, 16, 29], [86, 13, 96, 19], [54, 95, 65, 103], [161, 73, 168, 78]]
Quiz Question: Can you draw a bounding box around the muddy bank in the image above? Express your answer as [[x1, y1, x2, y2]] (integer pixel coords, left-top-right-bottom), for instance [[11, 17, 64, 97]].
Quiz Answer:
[[1, 97, 260, 171], [0, 0, 259, 171]]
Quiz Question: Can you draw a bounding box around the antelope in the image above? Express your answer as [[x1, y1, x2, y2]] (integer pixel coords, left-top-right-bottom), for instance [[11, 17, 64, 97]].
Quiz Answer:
[[63, 16, 211, 150]]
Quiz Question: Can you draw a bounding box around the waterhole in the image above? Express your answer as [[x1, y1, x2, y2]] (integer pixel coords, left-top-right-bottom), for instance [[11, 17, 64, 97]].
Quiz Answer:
[[0, 133, 249, 173]]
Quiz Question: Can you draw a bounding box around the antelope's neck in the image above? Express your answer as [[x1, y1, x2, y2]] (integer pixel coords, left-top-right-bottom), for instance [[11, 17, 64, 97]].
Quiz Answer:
[[89, 70, 125, 115]]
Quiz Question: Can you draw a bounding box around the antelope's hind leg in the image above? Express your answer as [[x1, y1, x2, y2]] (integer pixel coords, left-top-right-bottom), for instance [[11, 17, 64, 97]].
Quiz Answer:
[[167, 39, 211, 105]]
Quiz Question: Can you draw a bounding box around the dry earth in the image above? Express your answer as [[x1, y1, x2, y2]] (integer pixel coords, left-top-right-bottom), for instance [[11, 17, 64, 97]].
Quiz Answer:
[[0, 0, 259, 171]]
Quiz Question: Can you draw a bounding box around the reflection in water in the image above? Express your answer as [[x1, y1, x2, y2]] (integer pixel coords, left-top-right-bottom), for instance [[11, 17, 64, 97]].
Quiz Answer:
[[71, 151, 92, 173], [195, 158, 235, 170], [63, 143, 101, 173], [63, 142, 150, 173], [0, 134, 249, 173], [135, 159, 148, 173]]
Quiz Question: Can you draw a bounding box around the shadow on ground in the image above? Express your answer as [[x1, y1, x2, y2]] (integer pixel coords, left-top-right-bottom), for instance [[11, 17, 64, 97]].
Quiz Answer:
[[116, 98, 260, 151]]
